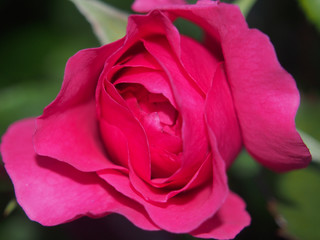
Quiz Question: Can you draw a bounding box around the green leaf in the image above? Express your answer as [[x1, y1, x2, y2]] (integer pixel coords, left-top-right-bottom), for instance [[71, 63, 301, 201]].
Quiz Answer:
[[296, 96, 320, 163], [233, 0, 257, 17], [71, 0, 129, 45], [299, 130, 320, 163], [296, 96, 320, 140], [277, 95, 320, 238], [277, 167, 320, 239], [298, 0, 320, 32], [3, 199, 17, 217]]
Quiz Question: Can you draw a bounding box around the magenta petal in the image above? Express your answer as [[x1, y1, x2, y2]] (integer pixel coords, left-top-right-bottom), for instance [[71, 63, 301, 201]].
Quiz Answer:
[[99, 167, 227, 233], [100, 169, 169, 203], [42, 41, 123, 114], [99, 81, 151, 181], [113, 67, 176, 108], [214, 4, 311, 171], [121, 10, 212, 189], [99, 118, 129, 169], [127, 151, 209, 203], [0, 119, 159, 230], [143, 150, 227, 234], [180, 35, 220, 94], [35, 100, 123, 172], [132, 0, 186, 12], [34, 41, 125, 172], [190, 192, 250, 239], [99, 129, 228, 233], [155, 2, 311, 170], [205, 64, 242, 167], [143, 37, 208, 174], [115, 43, 160, 70]]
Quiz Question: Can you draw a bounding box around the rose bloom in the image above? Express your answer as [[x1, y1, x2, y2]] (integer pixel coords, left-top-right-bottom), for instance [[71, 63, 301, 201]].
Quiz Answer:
[[0, 0, 311, 239]]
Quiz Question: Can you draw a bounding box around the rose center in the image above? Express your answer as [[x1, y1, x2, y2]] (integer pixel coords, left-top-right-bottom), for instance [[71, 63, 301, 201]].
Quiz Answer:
[[116, 83, 179, 135], [116, 83, 182, 178]]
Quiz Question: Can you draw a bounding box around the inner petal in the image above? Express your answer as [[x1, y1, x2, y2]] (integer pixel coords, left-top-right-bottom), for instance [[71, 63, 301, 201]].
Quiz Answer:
[[115, 83, 182, 178], [115, 42, 160, 70], [117, 83, 179, 136]]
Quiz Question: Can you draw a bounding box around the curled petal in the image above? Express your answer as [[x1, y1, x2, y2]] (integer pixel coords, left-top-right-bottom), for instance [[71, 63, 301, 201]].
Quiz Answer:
[[113, 67, 177, 108], [190, 192, 250, 239], [99, 81, 151, 180], [35, 100, 123, 172], [99, 163, 227, 233], [34, 41, 125, 172], [214, 4, 311, 171]]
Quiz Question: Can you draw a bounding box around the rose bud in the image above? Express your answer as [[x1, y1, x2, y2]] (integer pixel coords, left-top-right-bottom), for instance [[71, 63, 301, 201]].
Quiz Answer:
[[1, 1, 311, 239]]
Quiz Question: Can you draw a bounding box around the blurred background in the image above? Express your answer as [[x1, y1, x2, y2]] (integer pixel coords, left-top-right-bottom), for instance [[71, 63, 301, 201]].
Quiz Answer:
[[0, 0, 319, 239]]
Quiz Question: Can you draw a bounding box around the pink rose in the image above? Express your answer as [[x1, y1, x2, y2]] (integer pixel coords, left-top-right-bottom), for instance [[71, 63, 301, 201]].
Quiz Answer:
[[0, 1, 311, 239]]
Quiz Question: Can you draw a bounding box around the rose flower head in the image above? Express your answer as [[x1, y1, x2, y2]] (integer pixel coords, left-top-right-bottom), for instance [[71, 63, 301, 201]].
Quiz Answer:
[[0, 0, 311, 239]]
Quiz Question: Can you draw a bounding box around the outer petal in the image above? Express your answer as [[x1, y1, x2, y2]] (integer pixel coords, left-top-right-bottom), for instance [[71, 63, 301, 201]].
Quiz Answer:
[[132, 0, 186, 12], [0, 118, 159, 230], [214, 3, 311, 171], [98, 155, 227, 233], [190, 192, 250, 239], [205, 64, 242, 167], [157, 2, 311, 171], [34, 40, 125, 172], [99, 152, 210, 204], [98, 119, 228, 233]]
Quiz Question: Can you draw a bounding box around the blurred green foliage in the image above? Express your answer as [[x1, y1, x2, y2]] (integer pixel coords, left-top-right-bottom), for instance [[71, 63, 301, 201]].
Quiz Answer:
[[0, 0, 319, 240], [298, 0, 320, 32], [71, 0, 128, 45], [277, 166, 320, 240], [234, 0, 257, 16]]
